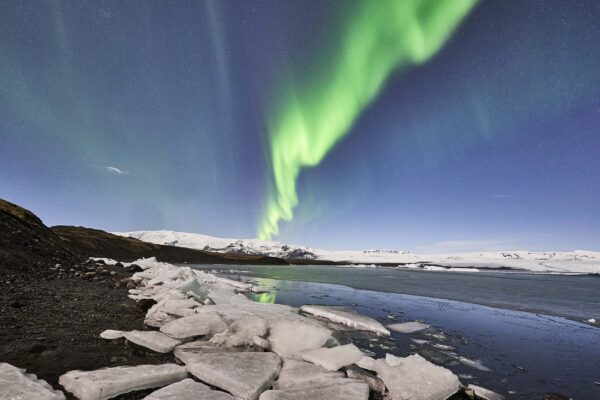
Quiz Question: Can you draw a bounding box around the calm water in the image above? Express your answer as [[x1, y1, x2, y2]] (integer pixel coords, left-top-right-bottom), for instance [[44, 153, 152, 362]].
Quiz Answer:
[[189, 264, 600, 399]]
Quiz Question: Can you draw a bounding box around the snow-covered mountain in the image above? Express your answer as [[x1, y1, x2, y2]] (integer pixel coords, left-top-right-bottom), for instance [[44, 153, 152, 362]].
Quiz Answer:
[[113, 230, 600, 274]]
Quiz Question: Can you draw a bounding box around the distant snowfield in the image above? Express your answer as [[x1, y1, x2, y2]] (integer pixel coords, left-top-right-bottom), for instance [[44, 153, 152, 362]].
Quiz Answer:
[[113, 230, 600, 274]]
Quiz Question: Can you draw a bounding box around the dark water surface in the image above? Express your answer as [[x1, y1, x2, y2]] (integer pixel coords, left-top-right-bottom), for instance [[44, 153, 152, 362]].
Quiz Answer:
[[189, 264, 600, 399]]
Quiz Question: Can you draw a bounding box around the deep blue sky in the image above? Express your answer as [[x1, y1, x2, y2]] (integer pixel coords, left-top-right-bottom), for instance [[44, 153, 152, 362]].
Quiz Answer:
[[1, 0, 599, 251]]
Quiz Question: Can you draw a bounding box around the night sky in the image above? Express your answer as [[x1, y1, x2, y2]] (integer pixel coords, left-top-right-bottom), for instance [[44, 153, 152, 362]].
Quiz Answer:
[[1, 0, 599, 251]]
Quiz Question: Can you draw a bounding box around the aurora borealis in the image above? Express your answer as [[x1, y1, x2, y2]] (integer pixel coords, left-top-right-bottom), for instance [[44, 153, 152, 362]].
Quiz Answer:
[[258, 0, 478, 239], [1, 0, 599, 251]]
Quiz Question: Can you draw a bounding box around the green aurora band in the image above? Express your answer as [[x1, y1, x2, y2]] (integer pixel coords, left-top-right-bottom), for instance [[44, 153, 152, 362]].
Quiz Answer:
[[258, 0, 479, 240]]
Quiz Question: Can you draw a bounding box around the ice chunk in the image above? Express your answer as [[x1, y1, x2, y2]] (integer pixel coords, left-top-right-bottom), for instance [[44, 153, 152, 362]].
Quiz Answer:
[[273, 359, 346, 390], [301, 344, 364, 371], [467, 384, 504, 400], [300, 305, 390, 336], [187, 352, 281, 400], [160, 313, 228, 340], [345, 365, 386, 394], [144, 378, 235, 400], [174, 341, 243, 364], [122, 330, 182, 353], [387, 321, 430, 334], [59, 364, 187, 400], [210, 317, 269, 349], [268, 320, 331, 359], [0, 363, 66, 400], [457, 356, 491, 372], [374, 354, 460, 400], [100, 329, 124, 340], [259, 380, 369, 400], [355, 356, 376, 371], [214, 276, 253, 290]]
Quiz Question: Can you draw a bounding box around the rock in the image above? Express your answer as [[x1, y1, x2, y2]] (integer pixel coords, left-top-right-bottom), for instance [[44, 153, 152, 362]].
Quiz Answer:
[[346, 365, 386, 394], [543, 394, 571, 400], [268, 320, 331, 359], [84, 272, 97, 279], [100, 329, 124, 340], [122, 330, 183, 353], [467, 384, 504, 400], [273, 359, 346, 390], [210, 317, 269, 349], [374, 354, 460, 400], [300, 305, 390, 336], [127, 282, 136, 289], [387, 321, 430, 334], [187, 351, 281, 400], [126, 264, 143, 273], [160, 313, 228, 340], [0, 362, 66, 400], [259, 380, 369, 400], [144, 378, 235, 400], [59, 364, 187, 400], [301, 344, 364, 371]]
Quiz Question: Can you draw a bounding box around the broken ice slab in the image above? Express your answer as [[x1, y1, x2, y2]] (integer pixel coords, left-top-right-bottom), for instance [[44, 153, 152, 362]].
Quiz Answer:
[[273, 359, 347, 390], [187, 351, 281, 400], [144, 378, 235, 400], [122, 330, 183, 353], [59, 364, 187, 400], [467, 384, 504, 400], [355, 356, 376, 371], [259, 380, 369, 400], [374, 354, 460, 400], [159, 313, 228, 340], [268, 320, 332, 359], [0, 363, 66, 400], [100, 329, 124, 340], [387, 321, 431, 334], [346, 365, 386, 394], [174, 341, 244, 364], [210, 317, 269, 349], [301, 344, 364, 371], [300, 305, 390, 336]]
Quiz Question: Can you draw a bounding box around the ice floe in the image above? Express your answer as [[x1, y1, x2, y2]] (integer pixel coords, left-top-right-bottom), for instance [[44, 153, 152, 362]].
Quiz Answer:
[[268, 320, 332, 359], [301, 343, 364, 371], [273, 359, 347, 390], [300, 305, 390, 336], [0, 363, 66, 400], [467, 384, 504, 400], [259, 380, 369, 400], [122, 330, 183, 353], [159, 313, 228, 339], [144, 378, 235, 400], [187, 351, 281, 400], [387, 321, 430, 334], [59, 364, 187, 400], [374, 354, 460, 400]]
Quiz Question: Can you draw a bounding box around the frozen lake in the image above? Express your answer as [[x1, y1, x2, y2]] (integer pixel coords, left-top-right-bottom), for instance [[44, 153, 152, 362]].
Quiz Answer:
[[190, 264, 600, 399]]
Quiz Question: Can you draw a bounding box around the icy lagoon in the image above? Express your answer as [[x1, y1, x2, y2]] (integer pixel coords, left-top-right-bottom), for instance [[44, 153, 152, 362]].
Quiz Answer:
[[191, 264, 600, 399]]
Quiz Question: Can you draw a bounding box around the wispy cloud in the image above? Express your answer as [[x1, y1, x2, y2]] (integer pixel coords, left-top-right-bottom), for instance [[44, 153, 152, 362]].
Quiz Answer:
[[105, 166, 128, 175]]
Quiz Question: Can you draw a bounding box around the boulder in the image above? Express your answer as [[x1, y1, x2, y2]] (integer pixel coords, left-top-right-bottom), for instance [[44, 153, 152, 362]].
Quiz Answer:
[[301, 344, 364, 371], [187, 351, 281, 400], [300, 305, 390, 336], [0, 363, 65, 400], [59, 364, 187, 400], [374, 354, 460, 400]]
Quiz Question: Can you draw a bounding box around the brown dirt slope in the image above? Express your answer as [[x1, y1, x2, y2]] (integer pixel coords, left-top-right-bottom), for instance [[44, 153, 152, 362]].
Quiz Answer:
[[52, 225, 287, 264]]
